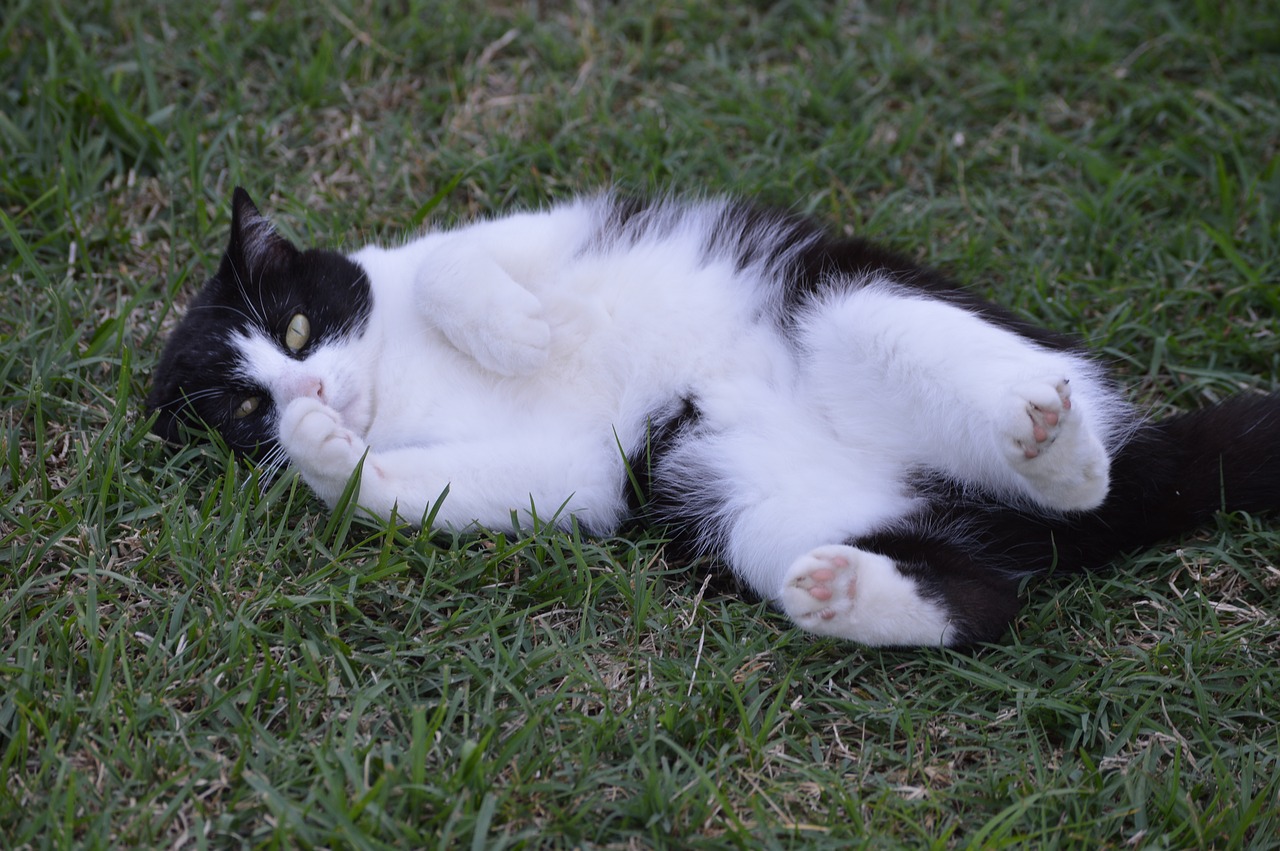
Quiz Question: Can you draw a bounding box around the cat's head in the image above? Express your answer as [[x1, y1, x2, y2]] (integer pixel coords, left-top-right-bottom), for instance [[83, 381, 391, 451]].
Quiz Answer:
[[147, 188, 373, 462]]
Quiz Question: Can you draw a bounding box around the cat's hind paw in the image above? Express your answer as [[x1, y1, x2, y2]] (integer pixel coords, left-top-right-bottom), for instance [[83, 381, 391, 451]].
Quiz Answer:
[[1006, 379, 1109, 510], [782, 545, 862, 628], [1014, 379, 1071, 459], [779, 545, 953, 646]]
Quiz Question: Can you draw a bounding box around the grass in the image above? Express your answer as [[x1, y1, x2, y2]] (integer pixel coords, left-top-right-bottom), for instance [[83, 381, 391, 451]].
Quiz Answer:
[[3, 0, 1280, 847]]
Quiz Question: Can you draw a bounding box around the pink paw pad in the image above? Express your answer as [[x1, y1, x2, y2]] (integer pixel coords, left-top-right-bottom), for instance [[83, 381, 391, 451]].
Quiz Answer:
[[787, 552, 857, 620], [1020, 380, 1071, 459]]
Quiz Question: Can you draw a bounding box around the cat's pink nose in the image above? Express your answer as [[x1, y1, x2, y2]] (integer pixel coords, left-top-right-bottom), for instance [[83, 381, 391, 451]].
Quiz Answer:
[[283, 375, 325, 402]]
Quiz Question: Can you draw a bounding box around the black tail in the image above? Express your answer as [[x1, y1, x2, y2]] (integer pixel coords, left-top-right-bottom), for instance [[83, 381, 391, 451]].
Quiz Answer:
[[1044, 392, 1280, 567], [855, 393, 1280, 644]]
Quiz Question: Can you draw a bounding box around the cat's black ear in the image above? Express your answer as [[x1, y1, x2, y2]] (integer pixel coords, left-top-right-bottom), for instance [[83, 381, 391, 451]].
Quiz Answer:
[[226, 187, 299, 276]]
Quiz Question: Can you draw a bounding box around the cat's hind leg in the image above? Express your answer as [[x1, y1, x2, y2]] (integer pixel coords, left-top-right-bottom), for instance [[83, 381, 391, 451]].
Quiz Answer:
[[781, 545, 956, 646], [641, 394, 1016, 646], [779, 539, 1022, 647], [798, 282, 1128, 512]]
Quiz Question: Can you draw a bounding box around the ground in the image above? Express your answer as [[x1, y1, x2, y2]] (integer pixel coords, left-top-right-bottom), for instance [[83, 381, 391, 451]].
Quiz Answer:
[[2, 1, 1279, 847]]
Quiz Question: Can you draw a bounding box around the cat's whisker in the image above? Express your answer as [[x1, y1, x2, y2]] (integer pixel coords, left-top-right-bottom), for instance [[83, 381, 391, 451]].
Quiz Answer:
[[261, 443, 289, 473], [154, 386, 224, 415], [253, 265, 276, 324], [246, 443, 290, 494], [229, 262, 269, 330]]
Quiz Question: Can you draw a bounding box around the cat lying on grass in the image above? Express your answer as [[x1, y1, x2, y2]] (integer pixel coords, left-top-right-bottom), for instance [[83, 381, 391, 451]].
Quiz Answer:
[[148, 189, 1280, 647]]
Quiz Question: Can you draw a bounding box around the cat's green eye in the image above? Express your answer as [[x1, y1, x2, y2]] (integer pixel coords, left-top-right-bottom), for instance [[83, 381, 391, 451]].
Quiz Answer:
[[285, 313, 310, 352], [234, 396, 261, 419]]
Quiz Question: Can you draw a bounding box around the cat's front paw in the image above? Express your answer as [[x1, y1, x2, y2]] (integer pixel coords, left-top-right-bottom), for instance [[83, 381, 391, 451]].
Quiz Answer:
[[279, 397, 370, 500], [1005, 379, 1109, 510], [779, 545, 952, 646], [420, 256, 552, 377], [473, 288, 551, 376]]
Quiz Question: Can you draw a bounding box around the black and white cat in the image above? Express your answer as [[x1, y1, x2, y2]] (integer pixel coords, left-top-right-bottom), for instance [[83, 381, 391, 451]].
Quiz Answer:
[[148, 188, 1280, 647]]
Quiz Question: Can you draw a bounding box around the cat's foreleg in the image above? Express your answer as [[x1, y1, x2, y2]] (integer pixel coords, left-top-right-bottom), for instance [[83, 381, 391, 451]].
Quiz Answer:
[[278, 396, 381, 508], [278, 396, 622, 531], [399, 205, 600, 377], [411, 247, 551, 377]]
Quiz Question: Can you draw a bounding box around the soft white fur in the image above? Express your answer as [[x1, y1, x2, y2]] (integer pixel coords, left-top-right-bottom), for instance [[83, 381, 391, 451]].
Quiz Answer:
[[232, 196, 1130, 647]]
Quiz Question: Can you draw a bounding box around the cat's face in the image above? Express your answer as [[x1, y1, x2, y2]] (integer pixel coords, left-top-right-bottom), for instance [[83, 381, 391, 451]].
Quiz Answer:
[[147, 189, 374, 462]]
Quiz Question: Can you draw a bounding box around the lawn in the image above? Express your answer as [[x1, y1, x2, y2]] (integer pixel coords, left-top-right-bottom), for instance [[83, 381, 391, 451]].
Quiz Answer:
[[3, 1, 1280, 847]]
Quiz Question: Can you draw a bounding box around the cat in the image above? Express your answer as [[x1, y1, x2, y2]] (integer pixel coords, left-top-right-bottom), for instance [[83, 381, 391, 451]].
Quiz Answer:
[[147, 188, 1280, 647]]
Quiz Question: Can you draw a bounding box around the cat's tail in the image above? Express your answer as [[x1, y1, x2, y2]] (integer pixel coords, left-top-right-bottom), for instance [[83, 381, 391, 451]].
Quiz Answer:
[[1038, 391, 1280, 569], [855, 392, 1280, 644]]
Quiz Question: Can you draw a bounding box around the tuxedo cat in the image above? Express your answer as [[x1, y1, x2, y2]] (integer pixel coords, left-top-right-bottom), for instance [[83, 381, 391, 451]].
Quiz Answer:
[[148, 188, 1280, 647]]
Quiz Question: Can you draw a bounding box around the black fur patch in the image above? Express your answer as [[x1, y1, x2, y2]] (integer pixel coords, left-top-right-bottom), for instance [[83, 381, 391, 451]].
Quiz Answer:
[[147, 189, 373, 457]]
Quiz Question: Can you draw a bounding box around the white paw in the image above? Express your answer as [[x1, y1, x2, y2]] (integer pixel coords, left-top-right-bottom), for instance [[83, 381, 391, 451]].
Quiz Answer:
[[422, 255, 553, 377], [279, 397, 369, 497], [781, 544, 862, 629], [474, 288, 551, 376], [1006, 379, 1109, 510], [1008, 379, 1072, 459], [779, 545, 952, 646]]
